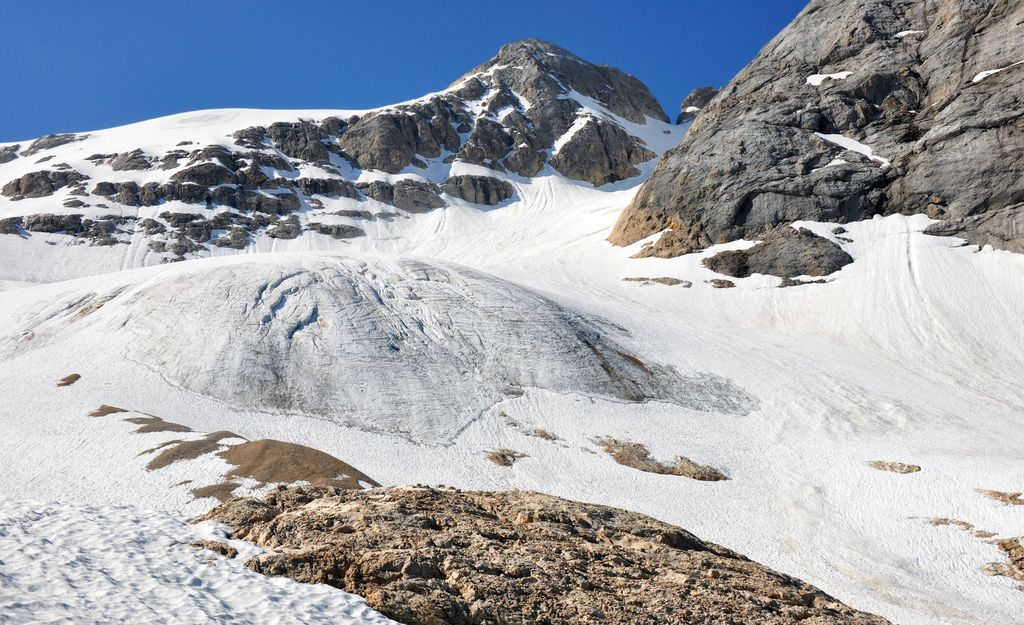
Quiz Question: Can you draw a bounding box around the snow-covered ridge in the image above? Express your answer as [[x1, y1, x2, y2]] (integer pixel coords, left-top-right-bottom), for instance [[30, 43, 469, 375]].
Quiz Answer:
[[0, 39, 683, 284]]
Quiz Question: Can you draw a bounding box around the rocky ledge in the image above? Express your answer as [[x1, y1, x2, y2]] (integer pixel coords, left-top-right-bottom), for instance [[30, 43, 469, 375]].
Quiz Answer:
[[203, 486, 889, 625]]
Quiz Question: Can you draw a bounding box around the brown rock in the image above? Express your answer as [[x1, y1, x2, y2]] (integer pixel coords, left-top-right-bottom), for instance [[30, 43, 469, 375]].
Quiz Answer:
[[204, 486, 890, 625]]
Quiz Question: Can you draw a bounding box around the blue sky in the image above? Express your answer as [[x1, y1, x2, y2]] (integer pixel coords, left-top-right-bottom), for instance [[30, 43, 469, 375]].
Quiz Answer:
[[1, 0, 806, 141]]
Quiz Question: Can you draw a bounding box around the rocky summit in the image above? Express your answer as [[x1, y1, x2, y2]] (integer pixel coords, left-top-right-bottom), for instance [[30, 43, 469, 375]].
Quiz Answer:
[[204, 486, 890, 625], [610, 0, 1024, 259]]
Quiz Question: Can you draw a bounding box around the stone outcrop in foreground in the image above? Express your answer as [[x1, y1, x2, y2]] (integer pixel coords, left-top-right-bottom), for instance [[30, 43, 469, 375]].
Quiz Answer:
[[204, 486, 890, 625]]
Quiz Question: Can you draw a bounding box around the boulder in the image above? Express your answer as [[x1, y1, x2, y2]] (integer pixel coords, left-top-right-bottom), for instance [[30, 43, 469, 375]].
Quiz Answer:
[[703, 227, 853, 279]]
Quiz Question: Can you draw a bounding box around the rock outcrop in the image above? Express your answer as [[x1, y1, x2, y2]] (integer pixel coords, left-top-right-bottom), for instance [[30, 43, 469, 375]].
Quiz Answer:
[[204, 486, 890, 625], [676, 86, 719, 124], [611, 0, 1024, 257], [2, 170, 88, 198], [924, 203, 1024, 253], [0, 39, 672, 261], [442, 175, 514, 205], [19, 133, 86, 156], [703, 227, 853, 279], [0, 145, 19, 164]]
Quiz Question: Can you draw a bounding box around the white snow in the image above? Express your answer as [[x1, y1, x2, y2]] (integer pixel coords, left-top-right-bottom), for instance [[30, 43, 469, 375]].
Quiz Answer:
[[972, 60, 1024, 83], [895, 30, 926, 38], [0, 499, 399, 625], [806, 71, 853, 86], [0, 101, 1022, 625], [815, 132, 892, 167], [811, 157, 850, 173]]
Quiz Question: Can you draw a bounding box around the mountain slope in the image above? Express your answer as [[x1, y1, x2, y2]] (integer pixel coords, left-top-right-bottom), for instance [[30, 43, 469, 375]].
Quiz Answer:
[[0, 40, 679, 283], [0, 33, 1023, 625], [611, 0, 1024, 258]]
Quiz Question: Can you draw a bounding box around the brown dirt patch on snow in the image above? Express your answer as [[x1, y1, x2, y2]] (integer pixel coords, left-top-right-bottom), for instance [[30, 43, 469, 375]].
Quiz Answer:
[[57, 373, 81, 387], [218, 439, 380, 490], [88, 404, 128, 417], [486, 449, 528, 467], [977, 489, 1024, 506], [866, 461, 921, 474], [124, 415, 193, 434], [143, 431, 241, 470], [595, 437, 727, 481]]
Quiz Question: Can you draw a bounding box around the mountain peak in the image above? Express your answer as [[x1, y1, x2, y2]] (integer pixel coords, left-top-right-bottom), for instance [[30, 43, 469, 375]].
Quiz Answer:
[[454, 40, 668, 124]]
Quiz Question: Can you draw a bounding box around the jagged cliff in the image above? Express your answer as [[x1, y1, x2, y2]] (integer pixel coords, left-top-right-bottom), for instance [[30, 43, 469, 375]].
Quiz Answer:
[[610, 0, 1024, 258]]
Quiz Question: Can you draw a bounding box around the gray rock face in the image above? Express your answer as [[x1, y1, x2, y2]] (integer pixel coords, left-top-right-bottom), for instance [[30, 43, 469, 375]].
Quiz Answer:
[[267, 121, 337, 162], [19, 213, 134, 246], [925, 203, 1024, 253], [0, 145, 19, 164], [703, 227, 853, 278], [204, 486, 890, 625], [110, 149, 152, 171], [335, 39, 664, 185], [441, 175, 514, 205], [611, 0, 1024, 257], [339, 101, 463, 173], [358, 180, 445, 213], [20, 133, 86, 157], [171, 162, 238, 187], [676, 86, 720, 124], [550, 118, 656, 186], [295, 178, 360, 199], [307, 223, 365, 239], [0, 216, 23, 234], [1, 170, 88, 198]]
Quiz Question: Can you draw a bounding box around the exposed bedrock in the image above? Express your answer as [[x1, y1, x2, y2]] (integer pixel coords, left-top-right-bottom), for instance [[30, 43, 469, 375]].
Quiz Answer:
[[441, 175, 514, 205], [924, 203, 1024, 254], [611, 0, 1024, 257], [204, 486, 890, 625], [550, 118, 656, 186], [2, 170, 88, 198], [676, 86, 720, 124], [703, 227, 853, 279]]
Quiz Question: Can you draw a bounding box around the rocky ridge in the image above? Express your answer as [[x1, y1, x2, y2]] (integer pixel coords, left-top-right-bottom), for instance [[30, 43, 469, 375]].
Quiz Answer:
[[0, 40, 670, 261], [204, 486, 890, 625], [611, 0, 1024, 260]]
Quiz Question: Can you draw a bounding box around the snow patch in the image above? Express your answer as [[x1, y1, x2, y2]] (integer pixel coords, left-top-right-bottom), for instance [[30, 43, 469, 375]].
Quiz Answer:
[[815, 132, 891, 168], [806, 71, 853, 86], [972, 61, 1024, 83]]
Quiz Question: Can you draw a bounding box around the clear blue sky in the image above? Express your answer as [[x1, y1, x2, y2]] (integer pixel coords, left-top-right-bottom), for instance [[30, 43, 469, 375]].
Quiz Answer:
[[1, 0, 807, 141]]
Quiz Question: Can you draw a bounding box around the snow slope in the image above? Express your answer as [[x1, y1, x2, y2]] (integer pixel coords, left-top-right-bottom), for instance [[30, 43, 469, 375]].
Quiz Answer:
[[0, 499, 399, 625], [1, 109, 1023, 625]]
